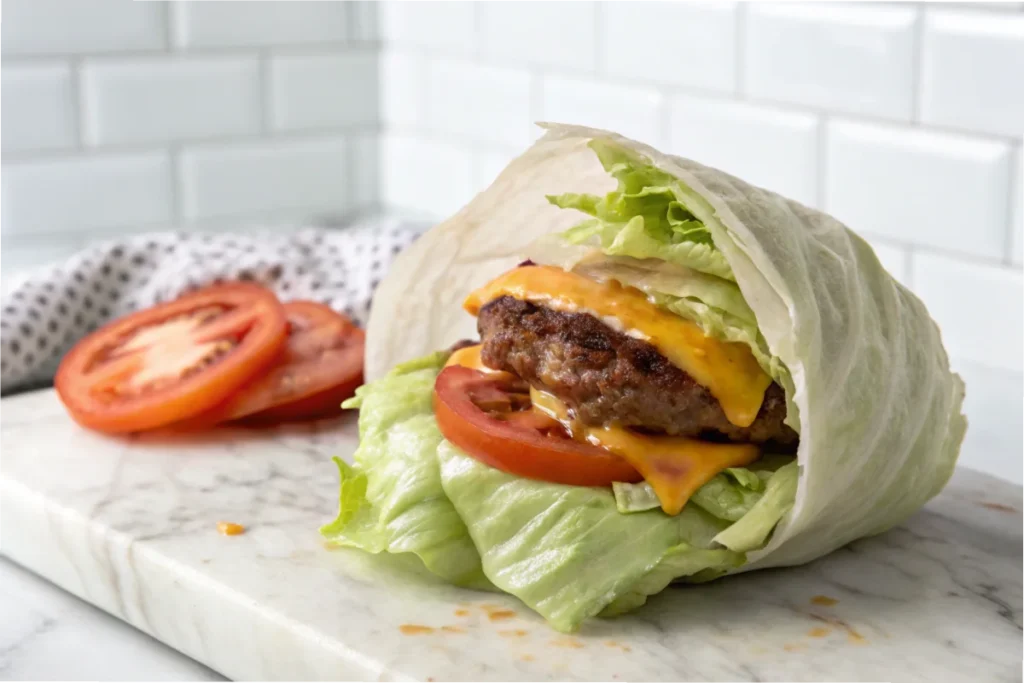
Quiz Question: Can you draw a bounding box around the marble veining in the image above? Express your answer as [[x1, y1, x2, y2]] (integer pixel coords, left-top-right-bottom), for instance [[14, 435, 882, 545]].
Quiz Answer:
[[0, 556, 222, 680], [0, 388, 1021, 681]]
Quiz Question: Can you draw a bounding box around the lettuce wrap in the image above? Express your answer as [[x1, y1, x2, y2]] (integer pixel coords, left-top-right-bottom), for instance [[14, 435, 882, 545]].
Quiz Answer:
[[327, 124, 966, 632]]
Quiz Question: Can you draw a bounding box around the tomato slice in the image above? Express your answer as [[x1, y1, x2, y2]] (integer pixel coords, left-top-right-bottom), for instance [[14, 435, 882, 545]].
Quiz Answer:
[[432, 366, 641, 486], [206, 300, 364, 423], [55, 283, 287, 433]]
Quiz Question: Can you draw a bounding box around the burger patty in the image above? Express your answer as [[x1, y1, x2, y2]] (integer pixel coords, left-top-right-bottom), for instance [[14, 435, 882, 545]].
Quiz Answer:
[[478, 296, 798, 448]]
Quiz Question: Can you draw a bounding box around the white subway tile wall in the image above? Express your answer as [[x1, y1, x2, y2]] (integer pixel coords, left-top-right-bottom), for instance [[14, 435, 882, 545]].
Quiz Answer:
[[1, 63, 78, 152], [379, 133, 474, 219], [269, 51, 379, 131], [480, 2, 597, 71], [171, 2, 349, 49], [2, 153, 174, 236], [825, 119, 1013, 259], [541, 76, 665, 148], [373, 1, 1023, 483], [81, 56, 263, 145], [1, 0, 166, 56], [1013, 149, 1023, 266], [178, 137, 349, 221], [744, 3, 919, 120], [2, 1, 1022, 482], [603, 2, 738, 93], [920, 9, 1024, 137], [2, 0, 377, 280], [668, 96, 819, 206], [424, 59, 534, 147]]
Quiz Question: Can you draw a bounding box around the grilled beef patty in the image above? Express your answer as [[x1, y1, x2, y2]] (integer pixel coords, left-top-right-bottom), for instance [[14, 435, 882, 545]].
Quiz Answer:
[[477, 296, 797, 448]]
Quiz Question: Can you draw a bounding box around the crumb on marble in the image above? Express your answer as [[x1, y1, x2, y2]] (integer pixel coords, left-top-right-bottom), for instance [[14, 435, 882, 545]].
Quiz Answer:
[[604, 640, 632, 652], [783, 643, 806, 652], [480, 604, 517, 621], [980, 501, 1017, 513], [521, 654, 534, 662], [808, 626, 831, 638], [550, 637, 585, 649], [488, 610, 516, 622], [399, 624, 435, 635], [216, 521, 245, 536], [441, 625, 465, 634], [810, 613, 866, 644], [810, 595, 838, 606], [454, 608, 470, 617], [499, 629, 528, 637]]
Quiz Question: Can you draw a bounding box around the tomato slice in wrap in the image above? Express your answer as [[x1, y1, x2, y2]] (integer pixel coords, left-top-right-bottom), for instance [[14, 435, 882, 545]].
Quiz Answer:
[[432, 365, 642, 487]]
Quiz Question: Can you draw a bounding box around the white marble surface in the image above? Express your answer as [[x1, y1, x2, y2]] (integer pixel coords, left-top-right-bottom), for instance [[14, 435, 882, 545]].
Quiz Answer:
[[0, 556, 222, 680], [0, 388, 1021, 682]]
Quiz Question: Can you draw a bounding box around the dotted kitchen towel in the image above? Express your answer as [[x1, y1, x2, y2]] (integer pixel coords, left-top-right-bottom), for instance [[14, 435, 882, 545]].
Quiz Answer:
[[0, 217, 425, 396]]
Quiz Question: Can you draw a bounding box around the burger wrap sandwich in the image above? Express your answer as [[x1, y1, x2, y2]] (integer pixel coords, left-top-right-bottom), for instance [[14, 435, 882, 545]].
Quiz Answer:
[[322, 124, 967, 632]]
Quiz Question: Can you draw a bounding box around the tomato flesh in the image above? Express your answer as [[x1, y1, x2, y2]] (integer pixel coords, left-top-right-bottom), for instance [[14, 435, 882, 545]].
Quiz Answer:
[[432, 366, 641, 486], [56, 283, 288, 433], [203, 300, 364, 423]]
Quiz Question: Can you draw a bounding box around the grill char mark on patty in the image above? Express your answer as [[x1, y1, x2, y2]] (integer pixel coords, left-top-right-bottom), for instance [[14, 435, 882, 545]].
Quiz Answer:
[[477, 296, 798, 448]]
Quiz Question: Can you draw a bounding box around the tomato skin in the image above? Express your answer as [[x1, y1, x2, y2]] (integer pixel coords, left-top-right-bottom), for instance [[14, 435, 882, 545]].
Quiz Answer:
[[432, 366, 641, 487], [240, 377, 362, 423], [192, 300, 364, 425], [55, 283, 288, 434]]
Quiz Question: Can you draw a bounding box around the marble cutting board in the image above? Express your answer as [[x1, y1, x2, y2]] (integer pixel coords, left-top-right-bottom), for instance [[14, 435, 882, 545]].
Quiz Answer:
[[1, 388, 1021, 682]]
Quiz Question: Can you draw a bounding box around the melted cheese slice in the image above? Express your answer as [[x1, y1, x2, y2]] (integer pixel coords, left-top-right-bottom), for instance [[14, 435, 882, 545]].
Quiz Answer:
[[464, 265, 772, 428], [444, 344, 494, 372], [531, 388, 759, 515]]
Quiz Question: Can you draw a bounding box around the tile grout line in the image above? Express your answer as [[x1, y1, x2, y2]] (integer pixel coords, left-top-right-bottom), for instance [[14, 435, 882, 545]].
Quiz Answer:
[[259, 48, 272, 135], [163, 0, 175, 52], [815, 113, 829, 211], [1002, 143, 1022, 265], [734, 2, 747, 97], [903, 247, 915, 290], [169, 145, 183, 227], [1, 125, 379, 163], [358, 41, 1019, 145], [910, 5, 926, 123], [529, 68, 545, 128], [70, 56, 86, 150], [592, 1, 605, 77]]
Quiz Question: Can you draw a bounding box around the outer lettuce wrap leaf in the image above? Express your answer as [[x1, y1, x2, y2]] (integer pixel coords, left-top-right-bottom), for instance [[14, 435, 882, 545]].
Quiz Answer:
[[599, 543, 745, 617], [321, 354, 489, 589], [350, 124, 966, 626]]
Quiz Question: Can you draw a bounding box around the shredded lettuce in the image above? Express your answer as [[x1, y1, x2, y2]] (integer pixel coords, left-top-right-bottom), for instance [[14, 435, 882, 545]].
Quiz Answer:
[[546, 139, 734, 280], [713, 461, 799, 553], [612, 455, 791, 522]]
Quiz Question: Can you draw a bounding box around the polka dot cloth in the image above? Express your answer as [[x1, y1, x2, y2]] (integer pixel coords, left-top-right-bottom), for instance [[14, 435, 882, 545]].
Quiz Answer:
[[0, 217, 426, 395]]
